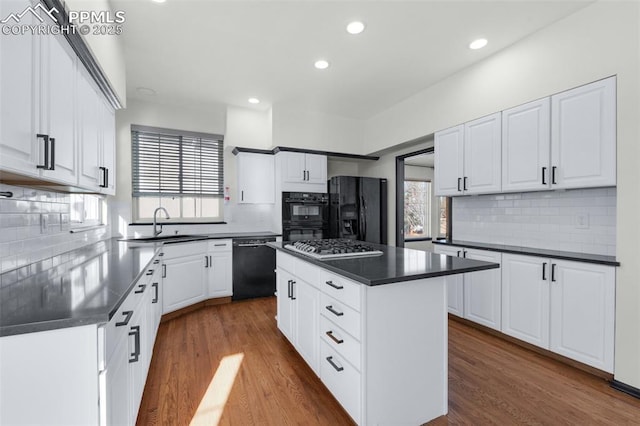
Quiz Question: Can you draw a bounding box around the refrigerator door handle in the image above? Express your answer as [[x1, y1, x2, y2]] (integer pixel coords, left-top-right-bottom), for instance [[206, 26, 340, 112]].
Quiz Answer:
[[361, 196, 367, 240]]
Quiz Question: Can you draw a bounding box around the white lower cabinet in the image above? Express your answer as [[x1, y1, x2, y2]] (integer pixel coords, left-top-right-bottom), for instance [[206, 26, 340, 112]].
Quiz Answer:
[[433, 245, 501, 329], [501, 253, 615, 373], [207, 239, 233, 298], [162, 242, 208, 314], [276, 251, 448, 424]]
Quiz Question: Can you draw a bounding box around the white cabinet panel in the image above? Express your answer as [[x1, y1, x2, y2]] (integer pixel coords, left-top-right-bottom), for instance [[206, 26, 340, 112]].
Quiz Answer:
[[209, 252, 233, 298], [103, 330, 132, 426], [464, 248, 502, 330], [77, 72, 101, 189], [162, 254, 207, 314], [100, 101, 116, 195], [294, 279, 319, 373], [278, 152, 327, 192], [551, 77, 616, 189], [434, 125, 464, 196], [0, 0, 39, 178], [304, 153, 327, 185], [237, 152, 275, 203], [464, 113, 502, 194], [550, 260, 615, 373], [276, 268, 295, 342], [502, 98, 551, 192], [501, 253, 550, 348], [433, 245, 464, 317]]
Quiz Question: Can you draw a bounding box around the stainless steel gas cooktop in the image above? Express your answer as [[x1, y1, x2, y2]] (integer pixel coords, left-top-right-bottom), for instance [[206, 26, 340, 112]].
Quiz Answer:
[[284, 239, 383, 260]]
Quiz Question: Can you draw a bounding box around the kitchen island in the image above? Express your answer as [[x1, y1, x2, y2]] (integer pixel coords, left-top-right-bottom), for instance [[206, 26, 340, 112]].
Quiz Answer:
[[270, 241, 499, 425]]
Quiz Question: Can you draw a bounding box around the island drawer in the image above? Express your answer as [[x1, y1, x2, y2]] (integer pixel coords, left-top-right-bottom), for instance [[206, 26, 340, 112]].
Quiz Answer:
[[320, 315, 361, 371], [320, 340, 361, 425], [320, 271, 361, 312], [321, 293, 361, 340]]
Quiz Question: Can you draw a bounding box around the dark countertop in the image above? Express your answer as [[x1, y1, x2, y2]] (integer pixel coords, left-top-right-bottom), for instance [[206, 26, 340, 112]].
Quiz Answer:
[[432, 240, 619, 267], [0, 239, 159, 337], [269, 242, 500, 286], [120, 231, 281, 245]]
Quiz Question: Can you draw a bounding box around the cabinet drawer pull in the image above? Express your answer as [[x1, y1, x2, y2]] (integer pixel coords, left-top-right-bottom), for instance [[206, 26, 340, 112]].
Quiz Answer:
[[551, 263, 557, 282], [162, 264, 166, 278], [542, 167, 547, 185], [326, 330, 344, 344], [129, 325, 141, 363], [325, 280, 344, 290], [146, 270, 153, 276], [214, 243, 227, 247], [134, 284, 147, 294], [153, 259, 160, 264], [36, 134, 49, 169], [326, 356, 344, 372], [115, 310, 133, 327], [152, 282, 159, 303], [325, 305, 344, 317]]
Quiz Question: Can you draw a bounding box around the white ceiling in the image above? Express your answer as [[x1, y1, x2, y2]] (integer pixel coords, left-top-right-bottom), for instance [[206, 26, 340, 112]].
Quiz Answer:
[[112, 0, 592, 120]]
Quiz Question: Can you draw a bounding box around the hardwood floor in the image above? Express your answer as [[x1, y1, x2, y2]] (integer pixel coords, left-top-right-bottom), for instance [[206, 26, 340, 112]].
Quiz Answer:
[[138, 297, 640, 425]]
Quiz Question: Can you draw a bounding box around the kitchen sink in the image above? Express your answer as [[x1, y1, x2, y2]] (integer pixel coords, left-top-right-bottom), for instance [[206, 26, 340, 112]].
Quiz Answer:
[[120, 234, 209, 243]]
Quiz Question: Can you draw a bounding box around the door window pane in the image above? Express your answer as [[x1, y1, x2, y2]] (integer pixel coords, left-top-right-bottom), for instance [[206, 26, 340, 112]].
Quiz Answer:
[[404, 181, 431, 239]]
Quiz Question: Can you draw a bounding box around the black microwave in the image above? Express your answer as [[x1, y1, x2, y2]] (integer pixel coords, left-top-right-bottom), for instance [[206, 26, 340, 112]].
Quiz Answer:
[[282, 192, 329, 223]]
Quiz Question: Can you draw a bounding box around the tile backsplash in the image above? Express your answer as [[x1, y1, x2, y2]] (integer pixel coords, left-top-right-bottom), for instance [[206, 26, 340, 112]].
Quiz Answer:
[[0, 183, 110, 273], [452, 187, 616, 256]]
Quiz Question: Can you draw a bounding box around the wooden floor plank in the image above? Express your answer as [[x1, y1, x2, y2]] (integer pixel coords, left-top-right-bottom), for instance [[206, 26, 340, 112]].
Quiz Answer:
[[137, 297, 640, 426]]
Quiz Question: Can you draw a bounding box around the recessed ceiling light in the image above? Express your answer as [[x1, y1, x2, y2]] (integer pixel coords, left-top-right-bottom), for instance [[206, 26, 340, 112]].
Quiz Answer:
[[314, 60, 329, 70], [469, 38, 488, 50], [346, 21, 365, 35], [136, 87, 157, 96], [248, 97, 260, 104]]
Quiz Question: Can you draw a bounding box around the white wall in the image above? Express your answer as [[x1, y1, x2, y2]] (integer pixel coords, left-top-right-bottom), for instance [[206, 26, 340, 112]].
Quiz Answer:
[[363, 1, 640, 389], [272, 104, 364, 153], [65, 0, 127, 106], [225, 106, 272, 150]]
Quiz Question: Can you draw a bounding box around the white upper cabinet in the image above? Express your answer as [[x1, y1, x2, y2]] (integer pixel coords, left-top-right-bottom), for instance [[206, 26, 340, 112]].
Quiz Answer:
[[434, 114, 501, 196], [434, 125, 464, 196], [77, 72, 101, 190], [0, 0, 39, 178], [502, 98, 551, 192], [100, 101, 116, 195], [464, 113, 502, 194], [278, 151, 327, 193], [39, 26, 77, 185], [551, 77, 616, 189], [236, 152, 275, 203]]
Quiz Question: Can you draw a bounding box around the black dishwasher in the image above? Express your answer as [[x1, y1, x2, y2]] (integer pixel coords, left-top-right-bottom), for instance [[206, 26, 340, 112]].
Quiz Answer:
[[232, 237, 277, 300]]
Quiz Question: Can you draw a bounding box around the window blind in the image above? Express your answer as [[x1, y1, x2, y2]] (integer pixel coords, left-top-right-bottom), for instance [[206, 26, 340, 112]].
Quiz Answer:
[[131, 125, 224, 197]]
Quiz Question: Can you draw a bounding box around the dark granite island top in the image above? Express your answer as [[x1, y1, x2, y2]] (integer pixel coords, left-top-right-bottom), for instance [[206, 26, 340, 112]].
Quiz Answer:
[[0, 239, 160, 337], [269, 241, 500, 286]]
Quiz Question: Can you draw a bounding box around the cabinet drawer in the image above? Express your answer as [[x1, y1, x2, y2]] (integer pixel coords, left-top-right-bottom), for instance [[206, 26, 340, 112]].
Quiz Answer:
[[320, 293, 361, 340], [320, 315, 361, 371], [209, 239, 232, 252], [320, 271, 361, 312], [104, 286, 145, 363], [320, 341, 361, 424]]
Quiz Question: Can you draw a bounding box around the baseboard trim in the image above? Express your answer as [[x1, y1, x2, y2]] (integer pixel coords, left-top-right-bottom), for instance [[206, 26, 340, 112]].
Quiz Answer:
[[611, 380, 640, 399], [161, 297, 232, 323]]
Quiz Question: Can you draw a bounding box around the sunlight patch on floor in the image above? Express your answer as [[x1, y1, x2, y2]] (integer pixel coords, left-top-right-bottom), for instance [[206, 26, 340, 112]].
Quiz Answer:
[[189, 352, 244, 426]]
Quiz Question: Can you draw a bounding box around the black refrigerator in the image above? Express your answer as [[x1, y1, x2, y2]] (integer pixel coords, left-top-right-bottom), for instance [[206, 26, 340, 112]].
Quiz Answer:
[[328, 176, 387, 244]]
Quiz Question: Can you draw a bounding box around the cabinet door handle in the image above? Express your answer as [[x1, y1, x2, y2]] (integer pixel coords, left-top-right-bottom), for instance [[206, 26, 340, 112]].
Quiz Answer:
[[551, 166, 557, 185], [456, 250, 461, 257], [463, 250, 467, 258], [129, 325, 141, 363], [291, 280, 296, 300], [551, 263, 557, 282], [36, 134, 50, 169], [241, 190, 244, 201], [326, 330, 344, 344], [302, 170, 306, 181], [463, 176, 468, 191], [152, 282, 159, 303], [326, 356, 344, 372], [134, 284, 147, 294], [115, 310, 133, 327], [287, 279, 292, 299], [325, 280, 343, 290], [205, 255, 209, 268], [162, 264, 166, 278], [48, 137, 55, 170], [325, 305, 344, 317], [105, 168, 109, 188], [457, 177, 462, 192], [542, 262, 547, 280], [99, 167, 107, 188]]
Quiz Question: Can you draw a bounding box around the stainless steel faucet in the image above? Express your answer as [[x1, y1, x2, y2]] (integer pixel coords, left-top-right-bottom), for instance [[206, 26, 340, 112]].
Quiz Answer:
[[153, 207, 170, 237]]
